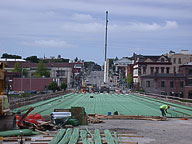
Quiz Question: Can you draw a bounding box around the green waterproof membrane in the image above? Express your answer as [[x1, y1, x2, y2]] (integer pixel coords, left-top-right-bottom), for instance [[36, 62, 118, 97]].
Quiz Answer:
[[11, 93, 192, 117]]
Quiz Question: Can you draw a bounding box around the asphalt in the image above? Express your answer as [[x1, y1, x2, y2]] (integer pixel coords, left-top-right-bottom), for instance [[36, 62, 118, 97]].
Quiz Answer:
[[80, 118, 192, 144]]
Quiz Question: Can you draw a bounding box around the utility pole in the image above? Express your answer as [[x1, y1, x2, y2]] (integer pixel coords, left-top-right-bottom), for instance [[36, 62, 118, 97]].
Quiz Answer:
[[104, 11, 109, 84]]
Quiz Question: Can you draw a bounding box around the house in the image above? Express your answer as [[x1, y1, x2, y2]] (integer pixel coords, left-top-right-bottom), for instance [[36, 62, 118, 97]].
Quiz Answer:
[[141, 73, 185, 97], [165, 50, 192, 73], [132, 54, 171, 88], [1, 59, 73, 89], [113, 57, 132, 87], [179, 62, 192, 98]]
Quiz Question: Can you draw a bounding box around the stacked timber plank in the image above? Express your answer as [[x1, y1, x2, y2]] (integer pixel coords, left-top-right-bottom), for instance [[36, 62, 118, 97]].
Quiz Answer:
[[2, 128, 143, 144], [88, 114, 164, 122]]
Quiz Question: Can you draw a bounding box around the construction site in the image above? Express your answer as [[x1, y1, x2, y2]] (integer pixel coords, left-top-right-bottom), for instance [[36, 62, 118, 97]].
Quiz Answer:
[[0, 9, 192, 143], [0, 91, 192, 144]]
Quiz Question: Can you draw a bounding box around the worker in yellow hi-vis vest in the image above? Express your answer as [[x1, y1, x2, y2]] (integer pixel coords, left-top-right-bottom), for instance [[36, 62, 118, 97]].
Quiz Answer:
[[160, 105, 170, 117]]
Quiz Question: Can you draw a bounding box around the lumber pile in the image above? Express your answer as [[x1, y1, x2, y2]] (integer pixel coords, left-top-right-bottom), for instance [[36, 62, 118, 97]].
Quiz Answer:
[[2, 128, 142, 144], [87, 114, 104, 124], [91, 114, 164, 121], [87, 113, 164, 124]]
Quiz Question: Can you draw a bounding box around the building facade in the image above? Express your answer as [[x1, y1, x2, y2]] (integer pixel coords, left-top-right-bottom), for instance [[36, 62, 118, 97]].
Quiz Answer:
[[12, 78, 53, 92], [132, 54, 171, 88], [141, 73, 185, 97], [1, 59, 73, 89], [165, 50, 192, 73], [179, 62, 192, 98], [114, 57, 132, 87]]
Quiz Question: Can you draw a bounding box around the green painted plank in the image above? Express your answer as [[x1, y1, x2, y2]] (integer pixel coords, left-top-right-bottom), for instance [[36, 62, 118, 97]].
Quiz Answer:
[[49, 129, 66, 144], [68, 128, 79, 144], [94, 129, 102, 144], [80, 130, 89, 144], [58, 128, 72, 144], [113, 132, 119, 144], [104, 130, 115, 144]]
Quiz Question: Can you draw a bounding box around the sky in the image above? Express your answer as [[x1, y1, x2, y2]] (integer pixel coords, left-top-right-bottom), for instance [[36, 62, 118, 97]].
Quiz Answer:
[[0, 0, 192, 65]]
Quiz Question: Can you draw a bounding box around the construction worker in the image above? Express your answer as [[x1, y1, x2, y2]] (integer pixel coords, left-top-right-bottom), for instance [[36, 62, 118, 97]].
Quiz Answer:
[[160, 105, 170, 117]]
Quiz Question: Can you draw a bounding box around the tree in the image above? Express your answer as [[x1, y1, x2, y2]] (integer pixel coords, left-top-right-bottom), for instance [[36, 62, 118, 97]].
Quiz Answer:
[[61, 82, 67, 90], [22, 69, 29, 77], [1, 53, 22, 59], [12, 62, 28, 77], [127, 73, 133, 89], [48, 81, 59, 92], [25, 56, 39, 63], [74, 57, 78, 62], [114, 56, 118, 61], [35, 61, 50, 77], [12, 62, 22, 72], [108, 58, 114, 69]]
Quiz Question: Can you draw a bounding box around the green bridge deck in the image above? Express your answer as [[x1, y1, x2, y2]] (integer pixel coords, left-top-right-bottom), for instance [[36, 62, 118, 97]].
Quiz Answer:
[[11, 93, 192, 118]]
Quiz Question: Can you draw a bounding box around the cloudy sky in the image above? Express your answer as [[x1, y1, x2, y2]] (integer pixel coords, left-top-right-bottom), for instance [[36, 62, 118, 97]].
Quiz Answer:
[[0, 0, 192, 64]]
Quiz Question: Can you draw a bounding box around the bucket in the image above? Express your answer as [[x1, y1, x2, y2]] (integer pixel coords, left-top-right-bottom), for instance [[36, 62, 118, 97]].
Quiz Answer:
[[107, 112, 111, 116]]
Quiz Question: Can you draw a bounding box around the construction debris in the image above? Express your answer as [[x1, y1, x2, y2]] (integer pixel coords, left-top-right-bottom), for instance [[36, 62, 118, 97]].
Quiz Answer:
[[88, 114, 165, 121]]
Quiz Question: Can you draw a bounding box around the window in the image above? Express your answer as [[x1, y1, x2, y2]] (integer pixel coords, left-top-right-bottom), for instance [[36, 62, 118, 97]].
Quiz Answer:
[[138, 67, 141, 75], [170, 92, 174, 96], [155, 67, 159, 73], [188, 79, 192, 85], [161, 58, 165, 62], [189, 91, 192, 99], [173, 58, 176, 64], [143, 67, 146, 74], [180, 92, 184, 98], [173, 67, 176, 73], [161, 81, 165, 87], [161, 67, 164, 73], [146, 81, 151, 87], [166, 67, 170, 74], [178, 58, 182, 64], [170, 81, 174, 88], [189, 70, 192, 75], [180, 81, 184, 88], [150, 67, 154, 74]]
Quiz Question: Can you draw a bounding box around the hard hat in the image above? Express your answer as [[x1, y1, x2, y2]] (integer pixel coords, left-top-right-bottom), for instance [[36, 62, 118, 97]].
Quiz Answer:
[[168, 105, 170, 109]]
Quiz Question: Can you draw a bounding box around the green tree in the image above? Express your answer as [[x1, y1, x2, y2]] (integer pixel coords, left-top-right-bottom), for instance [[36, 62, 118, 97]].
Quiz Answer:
[[1, 53, 22, 59], [22, 69, 29, 77], [12, 62, 22, 72], [127, 73, 133, 89], [108, 58, 114, 69], [12, 62, 28, 77], [61, 82, 67, 90], [48, 81, 59, 92], [25, 56, 39, 63], [74, 57, 78, 62], [35, 61, 50, 77]]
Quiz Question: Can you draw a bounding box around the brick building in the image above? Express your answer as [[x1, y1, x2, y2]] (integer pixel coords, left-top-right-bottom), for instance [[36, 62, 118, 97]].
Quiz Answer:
[[12, 78, 53, 92], [1, 59, 73, 88], [132, 54, 171, 88], [141, 73, 185, 97], [179, 62, 192, 98]]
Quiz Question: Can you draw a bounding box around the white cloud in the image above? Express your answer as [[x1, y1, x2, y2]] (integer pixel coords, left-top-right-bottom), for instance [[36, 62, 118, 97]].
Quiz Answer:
[[62, 22, 104, 33], [71, 13, 94, 22], [110, 21, 178, 32], [21, 40, 75, 48], [61, 21, 178, 33]]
